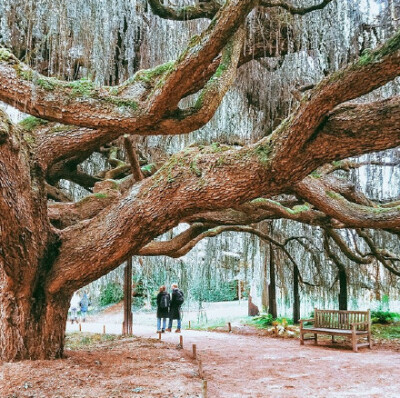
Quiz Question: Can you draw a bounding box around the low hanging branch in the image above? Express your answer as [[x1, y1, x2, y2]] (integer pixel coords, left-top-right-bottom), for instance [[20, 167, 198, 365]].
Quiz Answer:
[[124, 136, 144, 182], [357, 229, 400, 276]]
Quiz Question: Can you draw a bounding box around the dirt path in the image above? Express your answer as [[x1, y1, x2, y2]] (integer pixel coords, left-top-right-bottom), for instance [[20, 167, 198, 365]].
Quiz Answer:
[[67, 321, 400, 397]]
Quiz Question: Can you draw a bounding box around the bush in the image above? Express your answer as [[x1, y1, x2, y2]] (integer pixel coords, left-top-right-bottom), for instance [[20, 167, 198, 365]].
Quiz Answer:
[[252, 314, 295, 329], [252, 313, 274, 328], [99, 282, 123, 306], [371, 310, 400, 324]]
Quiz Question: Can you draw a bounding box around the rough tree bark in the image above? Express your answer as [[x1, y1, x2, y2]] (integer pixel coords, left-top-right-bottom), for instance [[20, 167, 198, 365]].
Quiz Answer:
[[1, 0, 400, 360]]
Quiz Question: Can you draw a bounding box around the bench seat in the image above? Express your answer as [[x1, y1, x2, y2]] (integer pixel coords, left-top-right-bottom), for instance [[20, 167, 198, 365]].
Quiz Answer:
[[299, 309, 372, 352], [302, 327, 368, 335]]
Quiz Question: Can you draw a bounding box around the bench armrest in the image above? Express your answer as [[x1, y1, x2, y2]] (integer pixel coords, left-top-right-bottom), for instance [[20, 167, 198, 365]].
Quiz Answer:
[[299, 318, 314, 326], [351, 321, 369, 327]]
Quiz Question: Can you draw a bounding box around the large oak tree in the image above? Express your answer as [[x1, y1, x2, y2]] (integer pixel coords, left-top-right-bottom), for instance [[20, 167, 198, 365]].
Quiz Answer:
[[1, 0, 400, 360]]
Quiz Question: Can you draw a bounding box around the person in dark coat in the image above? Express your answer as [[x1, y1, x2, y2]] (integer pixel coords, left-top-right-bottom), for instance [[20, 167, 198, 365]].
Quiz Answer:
[[166, 283, 184, 333], [156, 285, 170, 333]]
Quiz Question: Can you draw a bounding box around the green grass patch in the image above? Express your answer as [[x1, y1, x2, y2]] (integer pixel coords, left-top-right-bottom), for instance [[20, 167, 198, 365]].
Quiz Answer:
[[19, 116, 48, 131], [65, 332, 121, 350], [372, 323, 400, 340]]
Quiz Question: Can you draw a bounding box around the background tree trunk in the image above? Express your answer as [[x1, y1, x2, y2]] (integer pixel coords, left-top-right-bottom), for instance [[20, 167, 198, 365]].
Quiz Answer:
[[338, 268, 348, 311], [268, 243, 277, 319], [293, 266, 300, 323]]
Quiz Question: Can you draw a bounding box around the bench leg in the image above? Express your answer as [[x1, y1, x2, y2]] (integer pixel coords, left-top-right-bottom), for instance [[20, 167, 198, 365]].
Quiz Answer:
[[314, 333, 318, 345], [300, 331, 304, 345], [352, 329, 358, 352]]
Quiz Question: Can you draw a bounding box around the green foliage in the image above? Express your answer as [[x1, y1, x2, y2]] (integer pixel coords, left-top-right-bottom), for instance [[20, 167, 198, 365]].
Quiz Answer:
[[99, 282, 123, 306], [356, 30, 400, 67], [252, 314, 294, 329], [254, 143, 272, 165], [104, 97, 138, 110], [0, 48, 12, 61], [68, 78, 95, 98], [190, 280, 237, 303], [252, 313, 273, 328], [37, 77, 57, 91], [19, 116, 48, 131], [371, 310, 400, 324], [93, 193, 108, 199], [15, 64, 33, 81], [190, 159, 202, 177], [132, 61, 175, 84], [141, 163, 156, 175]]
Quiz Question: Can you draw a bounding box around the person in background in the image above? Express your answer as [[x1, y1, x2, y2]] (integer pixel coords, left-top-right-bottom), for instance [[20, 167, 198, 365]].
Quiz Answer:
[[79, 292, 90, 322], [69, 291, 80, 324], [156, 285, 170, 333], [166, 283, 184, 333]]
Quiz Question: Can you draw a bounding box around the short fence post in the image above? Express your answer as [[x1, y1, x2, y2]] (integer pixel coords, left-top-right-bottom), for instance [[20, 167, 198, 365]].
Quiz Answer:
[[158, 332, 162, 340], [179, 335, 183, 348], [202, 380, 207, 398], [192, 344, 197, 359], [79, 323, 82, 332], [103, 325, 106, 334], [228, 322, 232, 333], [198, 358, 204, 379]]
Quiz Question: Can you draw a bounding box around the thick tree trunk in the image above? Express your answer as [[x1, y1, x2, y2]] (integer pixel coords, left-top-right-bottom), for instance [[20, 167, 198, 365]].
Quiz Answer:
[[0, 290, 69, 361], [0, 110, 67, 361]]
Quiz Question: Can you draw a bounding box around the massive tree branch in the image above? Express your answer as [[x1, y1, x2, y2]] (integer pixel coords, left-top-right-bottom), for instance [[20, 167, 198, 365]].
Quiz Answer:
[[296, 177, 400, 229], [357, 229, 400, 276], [259, 0, 334, 15], [147, 0, 220, 20]]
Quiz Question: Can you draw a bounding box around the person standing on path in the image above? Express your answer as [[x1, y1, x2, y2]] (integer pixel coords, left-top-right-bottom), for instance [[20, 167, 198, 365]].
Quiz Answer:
[[166, 283, 184, 333], [156, 285, 170, 333], [69, 291, 80, 324], [79, 292, 90, 322]]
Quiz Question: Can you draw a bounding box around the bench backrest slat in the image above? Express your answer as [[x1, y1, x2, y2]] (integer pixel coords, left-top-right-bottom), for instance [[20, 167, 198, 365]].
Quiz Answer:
[[314, 309, 370, 330]]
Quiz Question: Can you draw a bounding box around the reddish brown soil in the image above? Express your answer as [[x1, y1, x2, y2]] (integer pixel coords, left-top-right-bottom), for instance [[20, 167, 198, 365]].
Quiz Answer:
[[1, 324, 399, 397], [0, 336, 201, 398]]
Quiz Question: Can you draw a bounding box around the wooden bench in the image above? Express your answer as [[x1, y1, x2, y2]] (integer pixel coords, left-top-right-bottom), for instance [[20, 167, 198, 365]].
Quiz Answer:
[[299, 309, 372, 352]]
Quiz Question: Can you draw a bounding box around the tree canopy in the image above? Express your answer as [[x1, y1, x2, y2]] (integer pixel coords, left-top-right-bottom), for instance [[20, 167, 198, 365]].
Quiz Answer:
[[1, 0, 400, 360]]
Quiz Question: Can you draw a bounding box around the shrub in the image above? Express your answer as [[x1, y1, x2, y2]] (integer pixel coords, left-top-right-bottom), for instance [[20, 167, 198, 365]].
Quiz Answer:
[[252, 313, 274, 328], [99, 282, 123, 306], [371, 310, 400, 324]]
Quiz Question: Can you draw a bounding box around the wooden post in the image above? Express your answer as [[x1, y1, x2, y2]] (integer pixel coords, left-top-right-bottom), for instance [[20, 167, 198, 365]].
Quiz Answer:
[[103, 325, 106, 334], [179, 335, 183, 348], [122, 257, 133, 335], [79, 323, 82, 332], [158, 332, 162, 340], [202, 380, 207, 398], [228, 322, 232, 333], [238, 280, 241, 304], [198, 358, 204, 379], [188, 320, 191, 329], [192, 344, 197, 359]]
